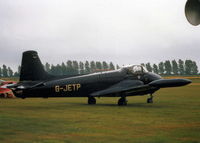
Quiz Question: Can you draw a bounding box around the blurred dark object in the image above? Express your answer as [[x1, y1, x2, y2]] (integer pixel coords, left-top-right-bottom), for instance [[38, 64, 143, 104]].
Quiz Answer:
[[185, 0, 200, 26]]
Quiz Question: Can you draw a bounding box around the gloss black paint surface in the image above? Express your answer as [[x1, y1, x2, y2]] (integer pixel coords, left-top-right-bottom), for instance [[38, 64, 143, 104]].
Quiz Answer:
[[11, 51, 191, 100]]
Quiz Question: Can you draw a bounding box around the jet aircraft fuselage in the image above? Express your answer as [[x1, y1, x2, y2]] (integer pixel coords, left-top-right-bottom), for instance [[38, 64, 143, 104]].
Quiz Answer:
[[11, 51, 191, 105], [17, 68, 161, 98]]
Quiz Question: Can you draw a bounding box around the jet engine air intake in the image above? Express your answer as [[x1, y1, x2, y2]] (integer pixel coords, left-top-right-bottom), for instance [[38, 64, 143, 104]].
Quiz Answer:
[[185, 0, 200, 26]]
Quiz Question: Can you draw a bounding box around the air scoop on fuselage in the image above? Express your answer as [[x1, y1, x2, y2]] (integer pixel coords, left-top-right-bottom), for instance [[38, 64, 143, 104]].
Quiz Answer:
[[141, 72, 162, 84]]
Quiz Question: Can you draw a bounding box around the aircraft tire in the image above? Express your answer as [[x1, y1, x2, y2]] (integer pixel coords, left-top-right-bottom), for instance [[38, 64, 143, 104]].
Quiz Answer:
[[22, 96, 26, 99], [118, 97, 127, 106], [88, 97, 96, 105], [147, 98, 153, 103]]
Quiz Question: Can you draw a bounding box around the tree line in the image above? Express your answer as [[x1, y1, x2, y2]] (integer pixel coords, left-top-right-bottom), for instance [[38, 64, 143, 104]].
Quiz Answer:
[[142, 59, 198, 75], [44, 61, 118, 76], [0, 65, 20, 77], [0, 60, 118, 77], [0, 59, 199, 77]]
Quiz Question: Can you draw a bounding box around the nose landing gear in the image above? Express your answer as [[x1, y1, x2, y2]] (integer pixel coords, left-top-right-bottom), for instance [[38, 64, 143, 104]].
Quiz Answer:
[[88, 96, 96, 105], [118, 97, 127, 106], [147, 94, 153, 103]]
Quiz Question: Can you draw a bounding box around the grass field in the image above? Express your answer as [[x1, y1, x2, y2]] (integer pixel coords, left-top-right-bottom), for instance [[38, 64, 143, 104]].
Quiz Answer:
[[0, 78, 200, 143]]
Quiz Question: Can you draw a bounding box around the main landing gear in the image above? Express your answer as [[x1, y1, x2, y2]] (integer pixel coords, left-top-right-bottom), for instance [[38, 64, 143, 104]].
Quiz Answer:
[[118, 97, 127, 106], [88, 96, 96, 105], [147, 94, 153, 103]]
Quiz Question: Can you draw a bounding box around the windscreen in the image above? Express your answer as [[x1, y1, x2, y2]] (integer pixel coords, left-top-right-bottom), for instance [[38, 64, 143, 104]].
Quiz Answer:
[[127, 65, 148, 74]]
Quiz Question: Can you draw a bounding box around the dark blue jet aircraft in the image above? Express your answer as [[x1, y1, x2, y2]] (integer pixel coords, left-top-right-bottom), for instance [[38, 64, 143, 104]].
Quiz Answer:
[[9, 51, 191, 106]]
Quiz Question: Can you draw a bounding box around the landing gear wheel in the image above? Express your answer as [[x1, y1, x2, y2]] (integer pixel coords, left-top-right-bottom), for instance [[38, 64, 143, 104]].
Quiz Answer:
[[147, 94, 153, 103], [88, 97, 96, 105], [118, 97, 127, 106], [22, 96, 26, 99], [147, 98, 153, 103]]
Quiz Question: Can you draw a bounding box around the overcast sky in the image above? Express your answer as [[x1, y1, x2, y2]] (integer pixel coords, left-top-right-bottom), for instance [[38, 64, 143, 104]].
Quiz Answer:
[[0, 0, 199, 71]]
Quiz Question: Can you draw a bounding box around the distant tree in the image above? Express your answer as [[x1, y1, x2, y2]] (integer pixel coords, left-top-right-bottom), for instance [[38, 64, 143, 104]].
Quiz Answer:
[[185, 60, 193, 75], [2, 65, 8, 77], [158, 62, 164, 75], [0, 67, 2, 77], [61, 62, 67, 75], [96, 61, 102, 71], [152, 64, 159, 74], [72, 61, 79, 75], [84, 61, 90, 74], [109, 62, 115, 70], [102, 61, 109, 70], [45, 62, 51, 72], [50, 64, 56, 75], [178, 59, 185, 75], [164, 60, 172, 75], [116, 64, 120, 69], [191, 61, 198, 75], [55, 64, 62, 75], [13, 72, 19, 77], [8, 67, 13, 77], [146, 63, 152, 72], [66, 60, 73, 75], [12, 66, 21, 77], [79, 61, 84, 74], [90, 61, 96, 72], [10, 67, 13, 77], [172, 60, 178, 75]]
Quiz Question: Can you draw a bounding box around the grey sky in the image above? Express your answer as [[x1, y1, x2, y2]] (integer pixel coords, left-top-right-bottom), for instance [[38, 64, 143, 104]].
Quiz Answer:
[[0, 0, 199, 71]]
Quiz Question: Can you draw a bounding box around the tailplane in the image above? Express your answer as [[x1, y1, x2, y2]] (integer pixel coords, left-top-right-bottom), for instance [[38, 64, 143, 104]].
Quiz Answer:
[[20, 50, 53, 81]]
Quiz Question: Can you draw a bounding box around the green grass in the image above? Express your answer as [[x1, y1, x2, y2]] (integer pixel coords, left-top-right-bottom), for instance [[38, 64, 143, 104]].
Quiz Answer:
[[0, 79, 200, 143]]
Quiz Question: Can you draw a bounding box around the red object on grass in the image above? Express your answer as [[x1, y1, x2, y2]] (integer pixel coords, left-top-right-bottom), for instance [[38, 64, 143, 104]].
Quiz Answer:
[[0, 80, 16, 98]]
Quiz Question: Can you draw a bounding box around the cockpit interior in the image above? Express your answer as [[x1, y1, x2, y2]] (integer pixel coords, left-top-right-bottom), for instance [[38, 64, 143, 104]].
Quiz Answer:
[[123, 65, 148, 74]]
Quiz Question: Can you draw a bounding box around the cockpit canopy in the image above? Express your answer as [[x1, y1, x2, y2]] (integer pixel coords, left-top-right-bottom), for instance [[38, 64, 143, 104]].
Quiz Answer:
[[122, 65, 148, 74]]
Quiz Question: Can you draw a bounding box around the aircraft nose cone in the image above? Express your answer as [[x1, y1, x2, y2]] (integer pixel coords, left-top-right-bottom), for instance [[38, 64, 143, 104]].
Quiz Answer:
[[173, 79, 192, 86], [183, 79, 192, 85], [149, 78, 192, 88]]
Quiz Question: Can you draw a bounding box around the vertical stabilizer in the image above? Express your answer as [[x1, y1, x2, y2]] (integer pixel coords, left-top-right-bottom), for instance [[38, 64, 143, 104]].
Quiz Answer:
[[20, 51, 52, 81]]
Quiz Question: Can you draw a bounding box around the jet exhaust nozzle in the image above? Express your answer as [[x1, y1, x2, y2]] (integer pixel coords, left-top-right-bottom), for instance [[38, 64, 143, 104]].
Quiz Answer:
[[185, 0, 200, 26], [149, 79, 192, 88]]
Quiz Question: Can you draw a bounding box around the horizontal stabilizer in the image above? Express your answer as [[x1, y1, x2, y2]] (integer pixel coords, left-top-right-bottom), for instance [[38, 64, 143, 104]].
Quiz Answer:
[[7, 81, 44, 90]]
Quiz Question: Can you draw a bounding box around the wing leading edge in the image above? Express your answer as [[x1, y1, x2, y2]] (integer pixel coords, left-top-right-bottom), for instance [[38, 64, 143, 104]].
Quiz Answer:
[[90, 78, 191, 97], [90, 80, 158, 97]]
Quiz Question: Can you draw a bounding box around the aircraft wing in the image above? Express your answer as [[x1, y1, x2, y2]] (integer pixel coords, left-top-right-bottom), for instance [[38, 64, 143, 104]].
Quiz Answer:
[[90, 78, 191, 97], [90, 80, 156, 97]]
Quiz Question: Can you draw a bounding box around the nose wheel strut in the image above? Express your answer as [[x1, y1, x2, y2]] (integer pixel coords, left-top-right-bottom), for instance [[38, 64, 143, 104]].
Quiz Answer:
[[147, 94, 153, 103], [88, 97, 96, 105], [118, 97, 127, 106]]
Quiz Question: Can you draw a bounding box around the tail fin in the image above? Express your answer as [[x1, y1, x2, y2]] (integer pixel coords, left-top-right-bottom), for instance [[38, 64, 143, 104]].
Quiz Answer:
[[20, 50, 53, 81]]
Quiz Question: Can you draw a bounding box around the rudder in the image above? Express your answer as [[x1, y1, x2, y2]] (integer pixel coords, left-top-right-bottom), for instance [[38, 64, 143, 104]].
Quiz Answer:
[[20, 50, 53, 81]]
